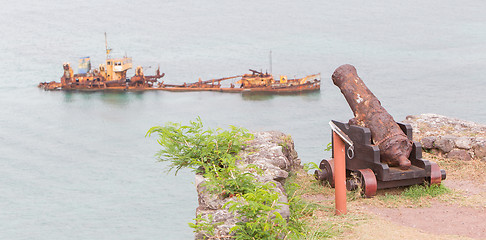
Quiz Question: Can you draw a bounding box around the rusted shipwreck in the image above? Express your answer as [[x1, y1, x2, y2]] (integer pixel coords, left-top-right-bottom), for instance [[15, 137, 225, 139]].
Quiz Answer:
[[238, 70, 320, 93], [38, 33, 164, 91], [38, 57, 165, 91], [158, 69, 320, 93], [38, 35, 320, 93], [39, 66, 320, 93]]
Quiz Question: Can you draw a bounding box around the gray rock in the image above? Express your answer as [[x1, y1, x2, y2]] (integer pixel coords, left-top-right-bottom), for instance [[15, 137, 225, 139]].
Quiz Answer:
[[193, 131, 299, 239], [403, 114, 486, 139], [195, 208, 237, 240], [446, 149, 472, 161], [434, 136, 456, 153], [404, 114, 486, 160], [455, 137, 474, 149], [276, 193, 290, 220], [421, 136, 436, 149], [196, 174, 238, 210], [256, 160, 289, 181], [268, 146, 290, 169], [472, 141, 486, 159]]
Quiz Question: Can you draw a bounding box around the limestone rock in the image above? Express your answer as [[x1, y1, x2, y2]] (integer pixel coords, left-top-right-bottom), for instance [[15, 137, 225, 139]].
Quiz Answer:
[[434, 136, 455, 153], [455, 137, 474, 149], [446, 149, 471, 161], [473, 141, 486, 159], [276, 193, 290, 220], [404, 114, 486, 138], [193, 131, 299, 239], [195, 208, 237, 240], [404, 114, 486, 160], [196, 174, 236, 210], [421, 136, 436, 149]]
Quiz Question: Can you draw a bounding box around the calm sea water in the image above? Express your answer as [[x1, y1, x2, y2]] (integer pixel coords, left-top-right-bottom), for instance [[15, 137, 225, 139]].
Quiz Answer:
[[1, 0, 485, 239]]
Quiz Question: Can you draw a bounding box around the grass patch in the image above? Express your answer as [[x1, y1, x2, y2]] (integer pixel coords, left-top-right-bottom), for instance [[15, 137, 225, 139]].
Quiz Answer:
[[424, 152, 486, 183], [370, 183, 453, 208], [376, 193, 401, 206], [287, 170, 334, 199], [402, 184, 450, 200], [284, 170, 366, 239], [285, 171, 333, 239]]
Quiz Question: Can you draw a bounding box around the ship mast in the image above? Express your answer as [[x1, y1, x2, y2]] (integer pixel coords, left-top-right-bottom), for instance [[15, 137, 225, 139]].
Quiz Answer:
[[269, 50, 272, 75], [104, 32, 111, 60]]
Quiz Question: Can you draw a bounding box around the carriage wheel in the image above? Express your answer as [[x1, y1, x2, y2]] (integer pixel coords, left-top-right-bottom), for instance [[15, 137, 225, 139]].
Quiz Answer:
[[357, 169, 377, 198], [427, 161, 442, 186], [315, 159, 335, 188]]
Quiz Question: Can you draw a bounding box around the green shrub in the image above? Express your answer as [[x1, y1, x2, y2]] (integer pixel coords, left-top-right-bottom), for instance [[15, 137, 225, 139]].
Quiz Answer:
[[147, 118, 308, 239], [146, 117, 252, 176], [226, 185, 289, 239]]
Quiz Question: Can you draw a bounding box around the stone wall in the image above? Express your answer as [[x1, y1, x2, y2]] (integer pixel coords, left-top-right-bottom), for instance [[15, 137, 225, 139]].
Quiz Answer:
[[403, 113, 486, 161], [194, 131, 301, 239]]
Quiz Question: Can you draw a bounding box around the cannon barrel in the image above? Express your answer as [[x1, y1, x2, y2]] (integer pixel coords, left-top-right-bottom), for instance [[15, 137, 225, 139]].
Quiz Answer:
[[332, 64, 412, 170]]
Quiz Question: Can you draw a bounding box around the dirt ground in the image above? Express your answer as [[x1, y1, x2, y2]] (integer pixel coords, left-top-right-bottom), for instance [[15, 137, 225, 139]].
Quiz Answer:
[[362, 199, 486, 239], [303, 153, 486, 240]]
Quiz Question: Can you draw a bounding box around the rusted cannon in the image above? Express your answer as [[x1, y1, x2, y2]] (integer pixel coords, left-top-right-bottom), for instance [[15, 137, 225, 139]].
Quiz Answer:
[[315, 64, 446, 197], [332, 64, 412, 170]]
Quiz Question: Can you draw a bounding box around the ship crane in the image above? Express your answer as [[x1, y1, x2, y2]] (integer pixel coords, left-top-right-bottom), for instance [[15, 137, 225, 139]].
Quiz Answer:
[[186, 75, 242, 88]]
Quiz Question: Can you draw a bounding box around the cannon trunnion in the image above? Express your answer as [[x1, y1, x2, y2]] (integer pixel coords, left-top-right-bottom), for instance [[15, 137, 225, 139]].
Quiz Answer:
[[316, 120, 446, 197]]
